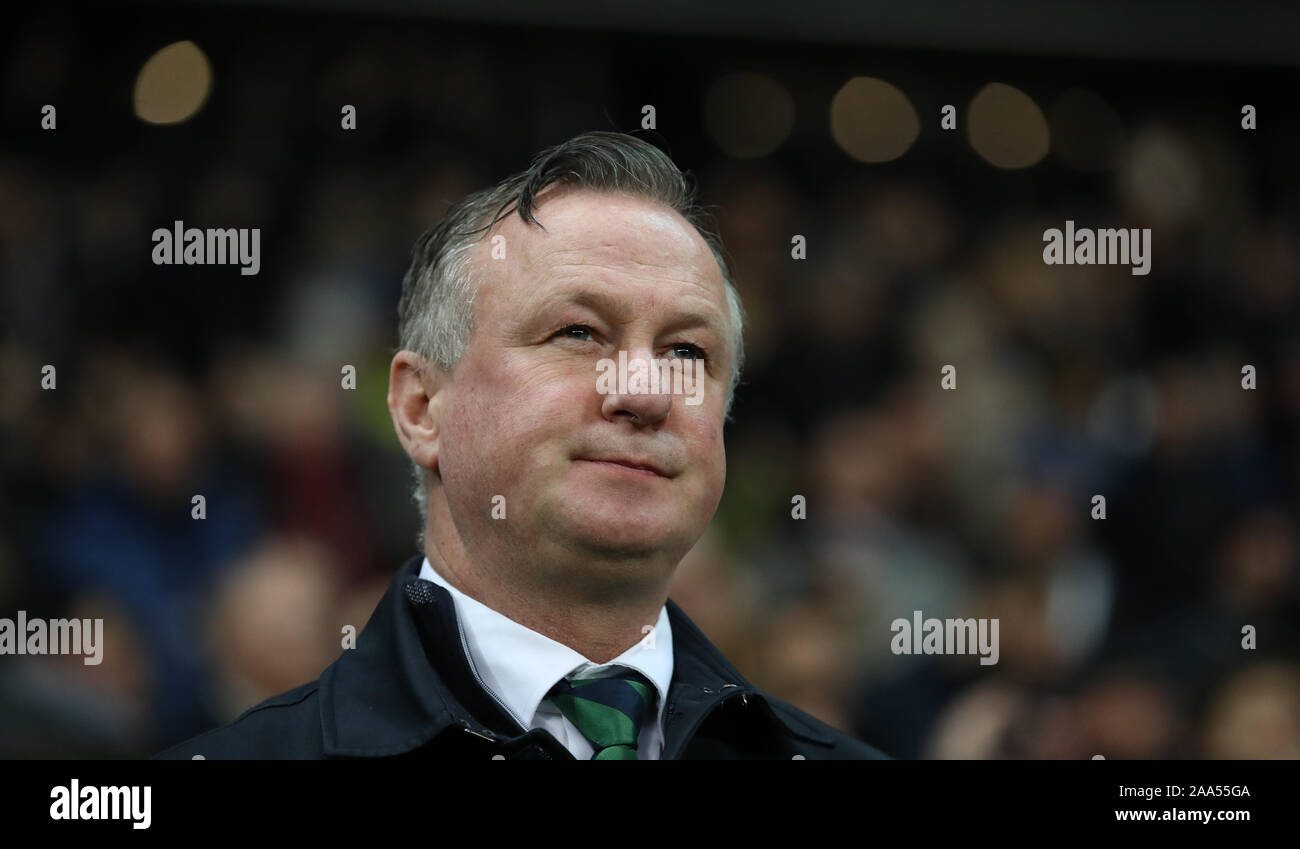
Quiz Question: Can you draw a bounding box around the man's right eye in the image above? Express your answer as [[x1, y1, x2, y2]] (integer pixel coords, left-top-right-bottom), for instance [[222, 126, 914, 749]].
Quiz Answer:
[[557, 324, 594, 342]]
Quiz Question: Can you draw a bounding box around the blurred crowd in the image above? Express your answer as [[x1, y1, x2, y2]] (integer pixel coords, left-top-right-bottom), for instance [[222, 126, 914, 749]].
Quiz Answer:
[[1, 10, 1298, 758]]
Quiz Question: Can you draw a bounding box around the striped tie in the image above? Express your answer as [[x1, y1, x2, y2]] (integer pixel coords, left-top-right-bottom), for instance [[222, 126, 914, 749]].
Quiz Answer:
[[546, 668, 655, 760]]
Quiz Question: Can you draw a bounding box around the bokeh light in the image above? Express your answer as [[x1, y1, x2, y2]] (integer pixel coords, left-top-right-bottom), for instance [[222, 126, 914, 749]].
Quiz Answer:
[[134, 40, 212, 125], [967, 82, 1049, 169], [830, 76, 920, 163]]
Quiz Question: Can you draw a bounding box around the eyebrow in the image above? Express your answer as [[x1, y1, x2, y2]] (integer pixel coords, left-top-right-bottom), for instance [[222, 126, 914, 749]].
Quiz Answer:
[[539, 288, 727, 337]]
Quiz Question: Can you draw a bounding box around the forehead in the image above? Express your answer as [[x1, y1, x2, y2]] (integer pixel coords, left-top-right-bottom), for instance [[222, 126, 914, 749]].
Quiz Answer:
[[474, 187, 729, 322]]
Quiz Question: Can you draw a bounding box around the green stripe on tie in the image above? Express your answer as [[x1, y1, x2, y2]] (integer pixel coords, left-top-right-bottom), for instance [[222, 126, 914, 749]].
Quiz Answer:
[[545, 667, 655, 760]]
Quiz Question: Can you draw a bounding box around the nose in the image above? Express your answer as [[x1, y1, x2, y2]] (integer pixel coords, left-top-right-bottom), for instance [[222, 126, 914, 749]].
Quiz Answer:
[[600, 348, 674, 426]]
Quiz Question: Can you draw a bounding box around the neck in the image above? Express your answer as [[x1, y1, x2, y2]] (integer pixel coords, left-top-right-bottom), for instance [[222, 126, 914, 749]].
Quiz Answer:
[[423, 511, 671, 664]]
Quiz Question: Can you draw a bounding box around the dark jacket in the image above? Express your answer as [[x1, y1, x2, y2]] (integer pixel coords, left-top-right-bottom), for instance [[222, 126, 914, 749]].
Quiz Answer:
[[156, 555, 890, 760]]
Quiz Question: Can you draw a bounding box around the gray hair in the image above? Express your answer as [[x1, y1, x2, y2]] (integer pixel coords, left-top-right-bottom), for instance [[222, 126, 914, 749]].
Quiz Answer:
[[397, 131, 746, 523]]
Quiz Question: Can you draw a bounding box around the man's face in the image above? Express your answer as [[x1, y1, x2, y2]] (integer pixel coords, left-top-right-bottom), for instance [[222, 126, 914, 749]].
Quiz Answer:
[[433, 186, 732, 589]]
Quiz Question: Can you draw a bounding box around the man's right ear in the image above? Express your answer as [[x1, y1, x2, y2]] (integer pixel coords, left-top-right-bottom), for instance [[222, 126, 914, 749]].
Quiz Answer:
[[387, 351, 447, 474]]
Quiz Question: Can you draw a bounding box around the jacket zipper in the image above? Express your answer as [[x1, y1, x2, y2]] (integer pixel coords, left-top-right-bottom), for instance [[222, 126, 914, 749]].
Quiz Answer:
[[453, 612, 528, 737]]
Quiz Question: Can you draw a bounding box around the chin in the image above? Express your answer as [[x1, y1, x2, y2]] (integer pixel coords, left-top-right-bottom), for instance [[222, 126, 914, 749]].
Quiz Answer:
[[577, 523, 679, 555], [558, 510, 685, 557]]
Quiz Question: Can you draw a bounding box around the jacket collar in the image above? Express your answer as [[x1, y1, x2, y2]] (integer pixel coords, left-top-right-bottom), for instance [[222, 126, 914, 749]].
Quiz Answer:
[[320, 554, 833, 758]]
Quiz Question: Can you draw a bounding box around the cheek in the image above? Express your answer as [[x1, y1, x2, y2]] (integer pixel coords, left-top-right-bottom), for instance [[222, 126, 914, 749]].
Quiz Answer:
[[441, 356, 586, 485], [439, 362, 513, 494], [709, 429, 728, 489], [684, 415, 728, 490]]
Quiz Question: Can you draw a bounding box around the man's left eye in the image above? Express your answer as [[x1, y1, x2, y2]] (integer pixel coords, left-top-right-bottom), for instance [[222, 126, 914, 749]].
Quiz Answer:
[[671, 343, 707, 360]]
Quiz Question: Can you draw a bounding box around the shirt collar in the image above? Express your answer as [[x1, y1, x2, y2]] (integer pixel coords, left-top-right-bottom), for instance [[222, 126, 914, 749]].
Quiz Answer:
[[418, 558, 674, 731]]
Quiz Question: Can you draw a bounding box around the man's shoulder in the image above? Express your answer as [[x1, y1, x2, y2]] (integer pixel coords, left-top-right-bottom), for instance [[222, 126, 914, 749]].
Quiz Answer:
[[754, 692, 893, 759], [664, 597, 892, 759], [153, 681, 324, 760]]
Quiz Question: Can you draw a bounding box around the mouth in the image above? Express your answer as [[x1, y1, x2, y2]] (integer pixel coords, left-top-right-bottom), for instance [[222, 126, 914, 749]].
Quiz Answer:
[[576, 457, 672, 478]]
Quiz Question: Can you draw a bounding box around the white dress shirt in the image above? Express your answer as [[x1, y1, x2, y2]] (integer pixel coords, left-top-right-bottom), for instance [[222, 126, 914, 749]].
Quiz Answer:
[[418, 558, 674, 759]]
